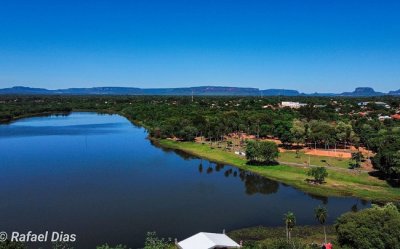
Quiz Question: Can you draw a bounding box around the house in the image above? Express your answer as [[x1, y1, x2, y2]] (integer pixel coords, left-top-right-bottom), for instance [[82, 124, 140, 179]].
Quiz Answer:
[[177, 232, 241, 249], [358, 102, 390, 108], [281, 101, 307, 109], [378, 115, 391, 121], [262, 104, 274, 109], [358, 102, 370, 106], [375, 102, 391, 108], [391, 114, 400, 120]]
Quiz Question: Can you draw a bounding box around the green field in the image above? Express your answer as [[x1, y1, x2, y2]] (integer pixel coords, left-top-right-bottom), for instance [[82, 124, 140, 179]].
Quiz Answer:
[[156, 139, 400, 201], [277, 150, 352, 169]]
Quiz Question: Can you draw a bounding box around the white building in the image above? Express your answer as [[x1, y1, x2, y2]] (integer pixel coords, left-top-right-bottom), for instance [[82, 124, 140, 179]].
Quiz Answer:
[[358, 102, 390, 108], [378, 115, 391, 121], [281, 101, 307, 109], [358, 102, 370, 106], [177, 232, 241, 249]]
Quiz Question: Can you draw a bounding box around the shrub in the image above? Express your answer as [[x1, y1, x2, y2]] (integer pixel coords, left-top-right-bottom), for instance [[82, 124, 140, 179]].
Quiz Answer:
[[335, 203, 400, 249], [246, 140, 279, 164], [307, 167, 328, 183]]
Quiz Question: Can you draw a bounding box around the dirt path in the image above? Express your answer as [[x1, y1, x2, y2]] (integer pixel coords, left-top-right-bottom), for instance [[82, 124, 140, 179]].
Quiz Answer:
[[277, 160, 370, 173]]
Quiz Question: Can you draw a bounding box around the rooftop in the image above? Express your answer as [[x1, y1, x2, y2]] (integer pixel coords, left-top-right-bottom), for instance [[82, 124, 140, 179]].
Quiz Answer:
[[177, 232, 241, 249]]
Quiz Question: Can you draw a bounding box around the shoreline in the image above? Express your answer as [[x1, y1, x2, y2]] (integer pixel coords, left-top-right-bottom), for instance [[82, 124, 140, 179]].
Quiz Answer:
[[3, 110, 399, 202], [151, 138, 400, 202]]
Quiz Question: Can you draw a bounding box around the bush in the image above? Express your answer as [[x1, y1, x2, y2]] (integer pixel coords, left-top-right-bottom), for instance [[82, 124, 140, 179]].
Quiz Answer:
[[335, 203, 400, 249], [252, 238, 308, 249], [0, 241, 26, 249], [143, 232, 172, 249], [246, 140, 279, 164], [307, 167, 328, 183]]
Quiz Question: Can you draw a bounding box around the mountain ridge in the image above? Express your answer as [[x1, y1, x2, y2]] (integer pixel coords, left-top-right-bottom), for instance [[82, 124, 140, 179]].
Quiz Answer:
[[0, 86, 398, 96]]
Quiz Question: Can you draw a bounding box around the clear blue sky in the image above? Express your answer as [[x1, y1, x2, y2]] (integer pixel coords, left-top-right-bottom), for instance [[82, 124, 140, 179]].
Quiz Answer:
[[0, 0, 399, 93]]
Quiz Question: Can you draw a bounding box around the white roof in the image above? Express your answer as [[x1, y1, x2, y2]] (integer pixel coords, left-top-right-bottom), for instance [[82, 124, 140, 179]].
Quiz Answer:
[[177, 232, 240, 249]]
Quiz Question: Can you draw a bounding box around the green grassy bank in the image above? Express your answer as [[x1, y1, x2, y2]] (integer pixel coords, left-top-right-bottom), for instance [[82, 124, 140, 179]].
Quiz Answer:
[[155, 139, 400, 201], [228, 225, 338, 248]]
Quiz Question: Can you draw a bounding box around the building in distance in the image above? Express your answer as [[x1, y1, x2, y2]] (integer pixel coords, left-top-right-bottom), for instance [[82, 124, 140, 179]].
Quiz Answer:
[[281, 101, 307, 109]]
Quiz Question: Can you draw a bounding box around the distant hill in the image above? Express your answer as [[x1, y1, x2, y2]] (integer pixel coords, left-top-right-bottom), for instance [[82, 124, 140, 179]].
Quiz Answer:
[[0, 86, 53, 94], [339, 87, 385, 96], [0, 86, 260, 96], [55, 87, 143, 95], [143, 86, 260, 96], [389, 89, 400, 96], [260, 89, 300, 96], [0, 86, 398, 96]]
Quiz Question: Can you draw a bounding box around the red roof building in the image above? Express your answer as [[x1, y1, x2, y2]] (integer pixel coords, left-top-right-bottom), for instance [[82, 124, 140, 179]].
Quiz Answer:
[[391, 114, 400, 120]]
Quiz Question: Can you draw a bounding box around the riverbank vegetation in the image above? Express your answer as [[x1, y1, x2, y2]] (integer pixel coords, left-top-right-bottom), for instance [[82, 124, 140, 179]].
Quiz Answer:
[[156, 139, 400, 200], [229, 225, 337, 249], [229, 203, 400, 249], [1, 95, 399, 200]]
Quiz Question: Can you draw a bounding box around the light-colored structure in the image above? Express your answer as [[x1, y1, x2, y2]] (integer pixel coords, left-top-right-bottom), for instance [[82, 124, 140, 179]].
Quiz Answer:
[[177, 232, 241, 249], [378, 115, 391, 121], [281, 101, 307, 109], [358, 102, 390, 108]]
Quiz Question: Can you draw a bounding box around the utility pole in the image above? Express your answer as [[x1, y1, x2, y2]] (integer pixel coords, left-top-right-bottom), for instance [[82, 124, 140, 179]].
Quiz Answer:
[[191, 89, 194, 102]]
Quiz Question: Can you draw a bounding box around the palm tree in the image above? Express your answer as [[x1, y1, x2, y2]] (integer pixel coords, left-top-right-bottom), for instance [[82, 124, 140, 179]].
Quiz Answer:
[[284, 211, 296, 242], [314, 205, 328, 243]]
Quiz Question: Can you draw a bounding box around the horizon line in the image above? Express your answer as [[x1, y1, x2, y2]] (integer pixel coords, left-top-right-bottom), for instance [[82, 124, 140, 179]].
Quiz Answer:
[[1, 85, 399, 95]]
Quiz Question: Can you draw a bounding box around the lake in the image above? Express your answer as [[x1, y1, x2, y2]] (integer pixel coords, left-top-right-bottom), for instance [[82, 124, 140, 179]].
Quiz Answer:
[[0, 112, 369, 248]]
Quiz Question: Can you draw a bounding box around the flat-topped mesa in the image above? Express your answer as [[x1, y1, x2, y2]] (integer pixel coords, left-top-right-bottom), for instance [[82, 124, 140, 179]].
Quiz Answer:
[[340, 87, 385, 96], [0, 85, 397, 96]]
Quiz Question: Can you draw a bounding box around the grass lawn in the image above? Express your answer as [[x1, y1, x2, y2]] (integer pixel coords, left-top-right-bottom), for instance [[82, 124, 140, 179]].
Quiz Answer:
[[156, 139, 400, 201], [277, 150, 351, 169]]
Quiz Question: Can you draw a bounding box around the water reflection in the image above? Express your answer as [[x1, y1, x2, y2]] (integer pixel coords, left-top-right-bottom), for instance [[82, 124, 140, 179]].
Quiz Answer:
[[0, 123, 125, 137], [307, 193, 329, 205], [195, 160, 280, 196], [239, 170, 280, 195]]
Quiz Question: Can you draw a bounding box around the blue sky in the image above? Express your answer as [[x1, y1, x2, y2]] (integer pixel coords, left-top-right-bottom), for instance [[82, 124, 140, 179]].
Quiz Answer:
[[0, 0, 399, 93]]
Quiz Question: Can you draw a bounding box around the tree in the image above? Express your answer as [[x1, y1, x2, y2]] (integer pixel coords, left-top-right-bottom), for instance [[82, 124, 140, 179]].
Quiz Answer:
[[178, 125, 198, 141], [290, 119, 306, 146], [336, 121, 358, 148], [0, 241, 26, 249], [335, 203, 400, 249], [307, 167, 328, 183], [245, 140, 279, 164], [308, 120, 336, 149], [371, 129, 400, 182], [143, 232, 172, 249], [273, 120, 293, 147], [351, 152, 364, 168], [314, 205, 328, 244], [290, 119, 306, 157], [284, 212, 296, 242]]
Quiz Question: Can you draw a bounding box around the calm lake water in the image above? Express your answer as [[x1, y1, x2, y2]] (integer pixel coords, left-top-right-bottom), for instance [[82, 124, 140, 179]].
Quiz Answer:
[[0, 112, 369, 248]]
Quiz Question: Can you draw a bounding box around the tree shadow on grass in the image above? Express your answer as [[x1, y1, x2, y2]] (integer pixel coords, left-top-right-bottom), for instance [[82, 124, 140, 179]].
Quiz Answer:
[[246, 160, 280, 166], [305, 178, 326, 185], [368, 171, 400, 188], [348, 162, 360, 169]]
